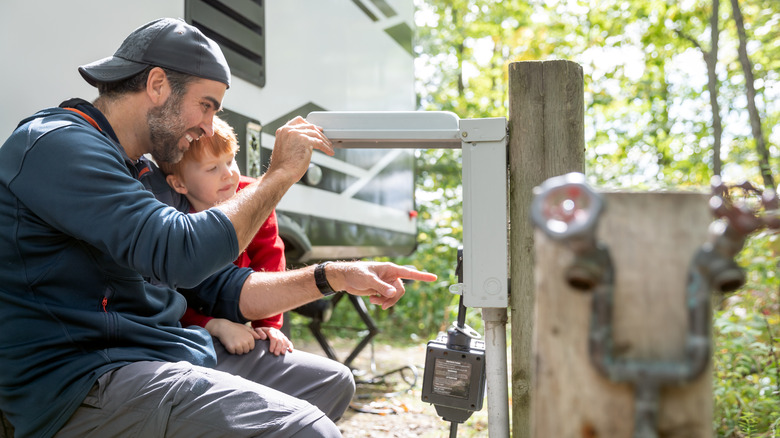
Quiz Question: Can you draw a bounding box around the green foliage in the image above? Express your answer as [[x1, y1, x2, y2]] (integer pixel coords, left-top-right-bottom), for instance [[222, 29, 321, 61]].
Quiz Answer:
[[713, 233, 780, 437], [713, 266, 779, 436], [411, 0, 779, 191]]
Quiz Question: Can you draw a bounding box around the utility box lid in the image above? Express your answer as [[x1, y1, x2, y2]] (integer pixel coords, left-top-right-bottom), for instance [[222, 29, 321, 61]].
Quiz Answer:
[[307, 111, 462, 149]]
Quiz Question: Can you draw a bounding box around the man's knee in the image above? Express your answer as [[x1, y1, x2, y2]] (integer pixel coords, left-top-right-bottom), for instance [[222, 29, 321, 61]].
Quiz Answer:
[[321, 361, 355, 422], [288, 416, 341, 438], [335, 362, 356, 399]]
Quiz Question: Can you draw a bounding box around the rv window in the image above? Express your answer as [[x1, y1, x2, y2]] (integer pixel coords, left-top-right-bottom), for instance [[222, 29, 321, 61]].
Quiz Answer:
[[185, 0, 266, 87]]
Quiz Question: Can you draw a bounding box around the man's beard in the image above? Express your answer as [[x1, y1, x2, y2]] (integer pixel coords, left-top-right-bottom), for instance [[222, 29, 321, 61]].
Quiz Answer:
[[147, 93, 188, 164]]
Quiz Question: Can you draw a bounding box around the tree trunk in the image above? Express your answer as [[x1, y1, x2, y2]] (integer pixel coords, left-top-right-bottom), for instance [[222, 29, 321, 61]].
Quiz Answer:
[[677, 5, 723, 180], [708, 0, 722, 177], [730, 0, 776, 190]]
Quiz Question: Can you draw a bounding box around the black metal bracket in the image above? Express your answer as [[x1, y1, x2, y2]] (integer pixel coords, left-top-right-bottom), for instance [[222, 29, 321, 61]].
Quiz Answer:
[[307, 293, 379, 370]]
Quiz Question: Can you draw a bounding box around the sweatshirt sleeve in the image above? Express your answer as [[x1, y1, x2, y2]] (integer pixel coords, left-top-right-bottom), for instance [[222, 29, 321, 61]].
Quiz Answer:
[[178, 263, 253, 323], [241, 209, 287, 273], [4, 116, 239, 288]]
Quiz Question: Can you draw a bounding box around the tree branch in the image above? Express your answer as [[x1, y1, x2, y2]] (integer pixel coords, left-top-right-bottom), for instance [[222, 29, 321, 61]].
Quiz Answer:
[[730, 0, 776, 190]]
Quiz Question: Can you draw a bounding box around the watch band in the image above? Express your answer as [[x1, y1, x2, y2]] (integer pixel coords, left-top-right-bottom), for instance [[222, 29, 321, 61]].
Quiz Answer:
[[314, 262, 337, 297]]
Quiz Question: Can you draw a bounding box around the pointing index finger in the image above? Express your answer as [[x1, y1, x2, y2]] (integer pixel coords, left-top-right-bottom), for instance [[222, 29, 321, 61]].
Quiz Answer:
[[396, 266, 437, 282]]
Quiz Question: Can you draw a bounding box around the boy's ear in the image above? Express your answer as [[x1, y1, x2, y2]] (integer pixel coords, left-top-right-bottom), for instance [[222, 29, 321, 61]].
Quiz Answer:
[[166, 174, 188, 195]]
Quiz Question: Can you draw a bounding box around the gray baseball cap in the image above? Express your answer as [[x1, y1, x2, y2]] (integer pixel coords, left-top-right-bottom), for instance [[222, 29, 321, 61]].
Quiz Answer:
[[79, 18, 231, 88]]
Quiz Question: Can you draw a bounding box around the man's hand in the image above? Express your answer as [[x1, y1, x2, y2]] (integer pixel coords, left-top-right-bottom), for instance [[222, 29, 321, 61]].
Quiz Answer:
[[237, 262, 437, 321], [326, 262, 438, 310], [219, 116, 334, 251], [267, 116, 333, 184]]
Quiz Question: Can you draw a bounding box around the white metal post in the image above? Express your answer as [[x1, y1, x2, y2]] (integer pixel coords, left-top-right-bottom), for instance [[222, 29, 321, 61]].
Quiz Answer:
[[483, 307, 510, 438]]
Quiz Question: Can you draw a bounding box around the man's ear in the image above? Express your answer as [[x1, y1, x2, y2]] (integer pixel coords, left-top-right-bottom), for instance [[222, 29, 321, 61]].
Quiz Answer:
[[166, 174, 188, 195], [147, 67, 171, 105]]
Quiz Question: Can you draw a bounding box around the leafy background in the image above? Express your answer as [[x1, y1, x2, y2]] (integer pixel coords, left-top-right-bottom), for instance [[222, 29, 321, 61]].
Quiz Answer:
[[294, 0, 779, 435]]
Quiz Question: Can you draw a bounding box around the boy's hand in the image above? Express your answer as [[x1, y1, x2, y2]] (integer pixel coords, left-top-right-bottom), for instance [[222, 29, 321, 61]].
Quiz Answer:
[[205, 318, 262, 355], [254, 326, 294, 356]]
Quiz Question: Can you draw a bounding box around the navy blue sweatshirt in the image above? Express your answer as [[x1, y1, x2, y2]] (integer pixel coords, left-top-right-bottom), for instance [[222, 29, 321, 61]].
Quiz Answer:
[[0, 102, 252, 438]]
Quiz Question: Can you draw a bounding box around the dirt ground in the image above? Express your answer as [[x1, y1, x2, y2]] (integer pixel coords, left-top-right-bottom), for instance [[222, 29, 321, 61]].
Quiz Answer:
[[295, 339, 489, 438]]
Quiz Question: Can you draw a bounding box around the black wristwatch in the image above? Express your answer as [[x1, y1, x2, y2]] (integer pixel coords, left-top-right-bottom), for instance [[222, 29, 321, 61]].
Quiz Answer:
[[314, 262, 337, 297]]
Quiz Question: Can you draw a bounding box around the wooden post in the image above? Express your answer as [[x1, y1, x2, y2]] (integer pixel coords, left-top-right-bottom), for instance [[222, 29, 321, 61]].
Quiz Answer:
[[531, 192, 713, 436], [508, 60, 585, 438]]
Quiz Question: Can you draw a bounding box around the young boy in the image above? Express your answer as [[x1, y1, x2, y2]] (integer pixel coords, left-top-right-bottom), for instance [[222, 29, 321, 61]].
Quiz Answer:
[[159, 115, 293, 356]]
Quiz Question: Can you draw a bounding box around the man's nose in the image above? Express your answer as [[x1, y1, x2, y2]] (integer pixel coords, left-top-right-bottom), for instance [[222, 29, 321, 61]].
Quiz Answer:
[[200, 119, 215, 138]]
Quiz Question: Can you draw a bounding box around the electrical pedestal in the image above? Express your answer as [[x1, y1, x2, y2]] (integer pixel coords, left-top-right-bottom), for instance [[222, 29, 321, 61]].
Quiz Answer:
[[305, 111, 508, 437]]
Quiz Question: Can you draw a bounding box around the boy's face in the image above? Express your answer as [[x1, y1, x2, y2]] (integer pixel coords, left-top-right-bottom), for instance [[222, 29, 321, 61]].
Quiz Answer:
[[169, 148, 241, 212]]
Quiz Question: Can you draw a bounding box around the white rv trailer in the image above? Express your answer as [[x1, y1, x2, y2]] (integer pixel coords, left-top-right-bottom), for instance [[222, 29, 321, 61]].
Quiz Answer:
[[0, 0, 418, 264]]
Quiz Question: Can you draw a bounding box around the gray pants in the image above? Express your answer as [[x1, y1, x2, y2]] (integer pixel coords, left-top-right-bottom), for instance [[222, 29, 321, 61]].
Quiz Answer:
[[53, 339, 355, 437]]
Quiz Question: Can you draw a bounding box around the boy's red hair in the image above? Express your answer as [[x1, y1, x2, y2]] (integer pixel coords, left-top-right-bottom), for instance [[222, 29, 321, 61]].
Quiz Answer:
[[158, 115, 238, 177]]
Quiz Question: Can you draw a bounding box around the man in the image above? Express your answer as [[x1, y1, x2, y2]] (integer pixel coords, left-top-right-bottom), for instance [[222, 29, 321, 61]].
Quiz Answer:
[[0, 18, 436, 438]]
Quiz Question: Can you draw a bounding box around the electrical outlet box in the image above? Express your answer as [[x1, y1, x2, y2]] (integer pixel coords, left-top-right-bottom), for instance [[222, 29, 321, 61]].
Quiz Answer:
[[421, 332, 486, 414], [460, 118, 508, 308]]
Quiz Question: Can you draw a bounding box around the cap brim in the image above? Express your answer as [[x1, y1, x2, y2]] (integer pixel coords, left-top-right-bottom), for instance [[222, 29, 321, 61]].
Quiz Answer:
[[78, 56, 149, 87]]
